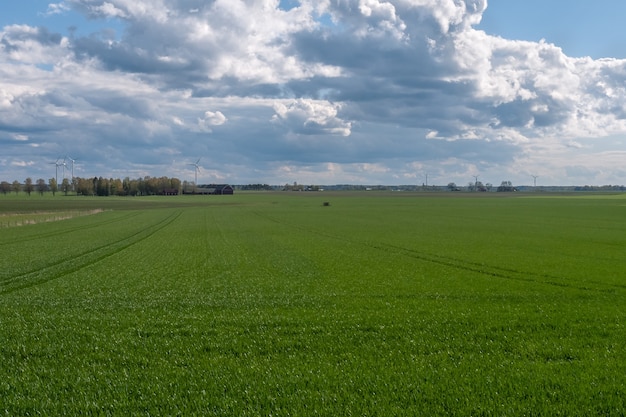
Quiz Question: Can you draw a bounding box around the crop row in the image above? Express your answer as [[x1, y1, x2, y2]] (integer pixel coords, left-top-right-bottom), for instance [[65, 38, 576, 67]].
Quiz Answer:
[[0, 193, 625, 415], [0, 209, 180, 294]]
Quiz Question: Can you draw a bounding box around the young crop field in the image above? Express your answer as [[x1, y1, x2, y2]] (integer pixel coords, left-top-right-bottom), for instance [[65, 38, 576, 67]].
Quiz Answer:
[[1, 192, 625, 415]]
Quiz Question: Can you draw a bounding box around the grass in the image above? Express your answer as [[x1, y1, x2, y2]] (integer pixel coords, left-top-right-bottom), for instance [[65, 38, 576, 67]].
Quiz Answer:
[[1, 192, 625, 415], [0, 209, 104, 228]]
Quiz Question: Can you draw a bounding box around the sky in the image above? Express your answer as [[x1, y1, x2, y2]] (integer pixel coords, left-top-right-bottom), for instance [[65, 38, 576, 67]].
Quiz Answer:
[[2, 1, 626, 186]]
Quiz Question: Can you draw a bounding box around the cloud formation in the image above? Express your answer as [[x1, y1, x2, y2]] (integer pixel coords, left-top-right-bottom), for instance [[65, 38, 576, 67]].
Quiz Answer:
[[2, 0, 626, 185]]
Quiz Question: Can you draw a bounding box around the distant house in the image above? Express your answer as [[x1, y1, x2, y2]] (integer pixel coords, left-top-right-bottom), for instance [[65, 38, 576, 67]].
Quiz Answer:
[[160, 188, 179, 196], [195, 184, 234, 195], [208, 184, 234, 195]]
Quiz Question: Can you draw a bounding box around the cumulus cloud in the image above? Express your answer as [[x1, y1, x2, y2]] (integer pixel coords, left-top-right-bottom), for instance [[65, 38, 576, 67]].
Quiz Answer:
[[0, 24, 67, 65], [45, 3, 71, 16], [198, 110, 227, 132], [2, 0, 626, 185], [271, 99, 351, 137]]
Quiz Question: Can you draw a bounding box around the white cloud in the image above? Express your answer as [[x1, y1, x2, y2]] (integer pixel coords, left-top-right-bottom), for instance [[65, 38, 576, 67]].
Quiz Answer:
[[271, 99, 352, 137], [198, 110, 227, 132], [420, 0, 487, 33], [2, 0, 626, 185], [10, 160, 35, 167], [0, 89, 14, 108], [68, 0, 168, 21], [45, 3, 71, 16], [203, 110, 227, 126]]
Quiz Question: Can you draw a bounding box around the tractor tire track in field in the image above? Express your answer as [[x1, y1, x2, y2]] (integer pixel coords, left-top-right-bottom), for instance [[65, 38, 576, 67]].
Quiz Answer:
[[252, 211, 624, 294], [363, 242, 624, 293], [0, 211, 142, 247], [0, 210, 181, 295]]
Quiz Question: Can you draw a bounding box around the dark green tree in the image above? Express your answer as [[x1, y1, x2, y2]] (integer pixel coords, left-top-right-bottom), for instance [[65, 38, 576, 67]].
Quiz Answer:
[[0, 181, 10, 195], [12, 180, 20, 195], [24, 178, 34, 196], [61, 178, 71, 195], [497, 181, 515, 192], [36, 178, 48, 195], [49, 178, 58, 196]]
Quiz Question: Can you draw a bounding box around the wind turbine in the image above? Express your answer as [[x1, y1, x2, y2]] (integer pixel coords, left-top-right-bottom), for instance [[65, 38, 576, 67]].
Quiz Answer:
[[59, 157, 67, 180], [66, 156, 76, 180], [66, 156, 76, 191], [473, 175, 479, 191], [531, 175, 538, 188], [188, 158, 201, 186], [49, 158, 63, 184]]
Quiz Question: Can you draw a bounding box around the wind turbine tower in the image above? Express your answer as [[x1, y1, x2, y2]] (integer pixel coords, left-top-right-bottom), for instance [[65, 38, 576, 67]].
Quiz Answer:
[[188, 158, 201, 187], [60, 157, 67, 180], [49, 158, 63, 184], [66, 156, 76, 191], [66, 156, 76, 180], [532, 175, 538, 189]]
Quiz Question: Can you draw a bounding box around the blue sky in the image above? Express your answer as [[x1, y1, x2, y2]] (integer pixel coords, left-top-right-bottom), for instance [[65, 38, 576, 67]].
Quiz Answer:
[[5, 2, 624, 59], [0, 1, 124, 39], [2, 1, 626, 186], [479, 1, 626, 59]]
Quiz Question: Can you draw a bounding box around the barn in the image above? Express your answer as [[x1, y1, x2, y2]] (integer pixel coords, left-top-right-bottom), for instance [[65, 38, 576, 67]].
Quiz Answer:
[[160, 188, 179, 196], [196, 184, 234, 195], [211, 184, 234, 195]]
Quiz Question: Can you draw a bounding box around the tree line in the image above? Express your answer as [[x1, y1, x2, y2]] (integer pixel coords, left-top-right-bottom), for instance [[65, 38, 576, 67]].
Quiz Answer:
[[1, 176, 183, 196]]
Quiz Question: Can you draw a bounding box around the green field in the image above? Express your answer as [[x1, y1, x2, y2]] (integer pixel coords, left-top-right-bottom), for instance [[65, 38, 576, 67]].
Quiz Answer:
[[1, 192, 625, 415]]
